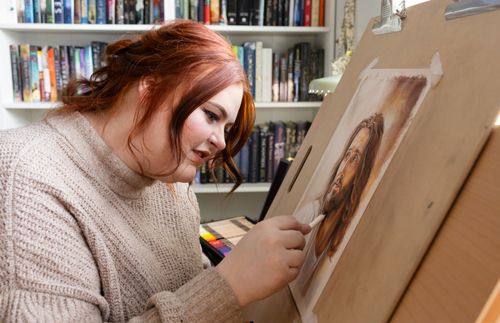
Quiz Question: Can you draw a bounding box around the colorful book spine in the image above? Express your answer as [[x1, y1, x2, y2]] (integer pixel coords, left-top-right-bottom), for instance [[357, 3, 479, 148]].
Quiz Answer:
[[88, 0, 96, 23], [33, 0, 41, 22], [54, 46, 63, 99], [210, 0, 219, 24], [63, 0, 72, 23], [47, 47, 57, 102], [46, 0, 54, 23], [24, 0, 34, 23], [96, 0, 105, 23], [30, 45, 41, 102], [19, 44, 32, 102], [41, 47, 51, 102]]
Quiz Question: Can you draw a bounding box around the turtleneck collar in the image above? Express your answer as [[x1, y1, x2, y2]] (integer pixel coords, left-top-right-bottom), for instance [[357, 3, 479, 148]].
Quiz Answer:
[[46, 111, 156, 199]]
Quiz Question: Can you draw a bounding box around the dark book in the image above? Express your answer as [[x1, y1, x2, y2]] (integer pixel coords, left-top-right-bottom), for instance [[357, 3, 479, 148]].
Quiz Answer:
[[243, 42, 256, 99], [264, 0, 273, 25], [279, 53, 287, 101], [67, 46, 76, 80], [293, 43, 301, 102], [123, 0, 130, 23], [282, 0, 289, 25], [116, 0, 125, 23], [9, 45, 22, 102], [285, 121, 297, 161], [59, 46, 70, 89], [54, 0, 64, 23], [299, 42, 311, 101], [248, 126, 260, 183], [33, 0, 41, 23], [237, 0, 250, 25], [293, 0, 302, 25], [271, 52, 279, 102], [266, 122, 275, 181], [197, 0, 204, 22], [259, 124, 269, 182], [54, 46, 63, 100], [249, 0, 259, 25], [273, 121, 285, 177], [96, 0, 106, 23], [277, 0, 283, 25], [200, 162, 209, 184], [91, 41, 102, 71], [226, 0, 237, 24], [287, 47, 294, 101], [239, 141, 250, 182], [271, 0, 278, 25], [317, 48, 324, 78]]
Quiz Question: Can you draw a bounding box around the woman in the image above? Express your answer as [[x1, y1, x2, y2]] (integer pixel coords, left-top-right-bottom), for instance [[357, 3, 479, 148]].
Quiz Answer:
[[0, 20, 310, 322]]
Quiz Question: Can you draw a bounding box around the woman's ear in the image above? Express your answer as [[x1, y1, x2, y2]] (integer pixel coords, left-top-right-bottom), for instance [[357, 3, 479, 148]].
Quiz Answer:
[[138, 76, 156, 98]]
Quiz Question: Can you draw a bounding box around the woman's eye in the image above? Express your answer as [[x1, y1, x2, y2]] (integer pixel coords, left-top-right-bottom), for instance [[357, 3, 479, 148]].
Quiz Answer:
[[203, 109, 219, 122]]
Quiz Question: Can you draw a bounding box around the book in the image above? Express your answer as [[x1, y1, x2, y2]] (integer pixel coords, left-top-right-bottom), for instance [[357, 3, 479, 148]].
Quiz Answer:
[[9, 45, 22, 102], [287, 47, 294, 101], [33, 0, 41, 22], [258, 124, 269, 182], [284, 121, 297, 161], [226, 0, 236, 24], [24, 0, 34, 23], [41, 47, 51, 102], [54, 0, 63, 22], [88, 0, 96, 23], [19, 44, 32, 102], [303, 0, 311, 26], [299, 42, 311, 101], [59, 46, 70, 89], [219, 0, 227, 24], [30, 45, 40, 102], [254, 41, 263, 102], [46, 0, 54, 23], [107, 0, 115, 23], [96, 0, 105, 23], [63, 0, 72, 23], [80, 0, 89, 23], [116, 0, 125, 23], [248, 126, 260, 182], [310, 0, 318, 26], [279, 53, 287, 101], [47, 47, 57, 102], [54, 46, 63, 100], [265, 122, 275, 181], [273, 121, 285, 177], [74, 0, 81, 23], [237, 0, 250, 24], [243, 42, 256, 99], [261, 48, 273, 102], [210, 0, 219, 24]]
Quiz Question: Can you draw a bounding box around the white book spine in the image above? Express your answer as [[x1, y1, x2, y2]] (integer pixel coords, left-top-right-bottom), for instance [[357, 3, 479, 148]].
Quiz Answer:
[[255, 41, 263, 102], [262, 48, 273, 103]]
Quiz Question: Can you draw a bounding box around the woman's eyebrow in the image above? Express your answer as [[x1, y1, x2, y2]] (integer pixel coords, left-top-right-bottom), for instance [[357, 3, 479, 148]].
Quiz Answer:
[[207, 101, 228, 120]]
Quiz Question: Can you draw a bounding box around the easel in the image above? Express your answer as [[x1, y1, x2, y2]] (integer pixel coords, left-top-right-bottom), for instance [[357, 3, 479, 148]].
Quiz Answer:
[[244, 0, 500, 321]]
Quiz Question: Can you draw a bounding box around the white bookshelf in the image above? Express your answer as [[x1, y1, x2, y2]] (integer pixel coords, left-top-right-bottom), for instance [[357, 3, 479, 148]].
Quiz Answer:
[[0, 1, 334, 220]]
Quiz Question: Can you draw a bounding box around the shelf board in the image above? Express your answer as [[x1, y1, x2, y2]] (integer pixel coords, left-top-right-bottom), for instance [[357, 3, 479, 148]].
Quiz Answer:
[[4, 101, 322, 110], [0, 23, 330, 35], [192, 183, 270, 193]]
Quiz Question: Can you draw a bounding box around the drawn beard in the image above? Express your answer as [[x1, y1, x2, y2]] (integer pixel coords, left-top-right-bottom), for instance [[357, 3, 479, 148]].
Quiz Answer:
[[323, 181, 353, 215]]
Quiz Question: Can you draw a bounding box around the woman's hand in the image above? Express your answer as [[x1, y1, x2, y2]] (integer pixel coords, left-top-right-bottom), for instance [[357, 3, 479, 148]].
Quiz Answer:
[[216, 215, 311, 307]]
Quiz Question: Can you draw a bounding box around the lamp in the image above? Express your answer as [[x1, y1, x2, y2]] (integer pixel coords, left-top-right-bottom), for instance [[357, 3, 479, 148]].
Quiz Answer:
[[308, 50, 352, 97]]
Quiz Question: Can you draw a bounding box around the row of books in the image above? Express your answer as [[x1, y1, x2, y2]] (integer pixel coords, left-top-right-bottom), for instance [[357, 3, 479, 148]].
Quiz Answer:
[[15, 0, 324, 26], [195, 120, 311, 184], [17, 0, 164, 24], [9, 40, 323, 103], [234, 41, 324, 102], [176, 0, 325, 26], [9, 42, 108, 103]]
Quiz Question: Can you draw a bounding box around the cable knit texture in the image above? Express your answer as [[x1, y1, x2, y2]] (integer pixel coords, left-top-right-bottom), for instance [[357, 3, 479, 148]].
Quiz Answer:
[[0, 112, 243, 322]]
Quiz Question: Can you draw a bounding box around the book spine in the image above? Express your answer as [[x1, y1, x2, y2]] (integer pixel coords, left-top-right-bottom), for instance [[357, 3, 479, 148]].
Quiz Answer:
[[46, 0, 54, 22], [54, 0, 63, 22], [226, 0, 236, 24], [54, 46, 63, 100], [271, 52, 279, 102], [279, 54, 287, 101], [80, 0, 88, 22], [261, 48, 272, 102], [9, 45, 23, 102], [248, 127, 260, 183], [282, 0, 288, 26], [259, 124, 268, 182], [189, 0, 198, 21], [219, 0, 227, 24], [30, 46, 40, 102], [63, 0, 72, 23], [59, 46, 69, 88], [74, 0, 81, 23], [288, 0, 293, 26], [249, 0, 259, 25], [41, 46, 51, 102], [116, 0, 125, 23], [239, 141, 250, 182], [299, 42, 310, 101], [287, 47, 294, 102], [277, 0, 282, 25], [237, 0, 249, 25], [47, 47, 57, 102], [33, 0, 41, 22], [264, 0, 273, 25], [210, 0, 219, 24], [88, 0, 96, 22], [310, 0, 318, 26], [318, 0, 323, 26], [41, 0, 47, 22], [254, 41, 263, 102], [266, 123, 274, 181], [96, 0, 105, 23], [303, 0, 310, 26], [257, 0, 264, 25], [243, 42, 255, 99], [85, 45, 93, 79], [19, 44, 32, 102], [24, 0, 34, 23], [273, 122, 285, 177], [293, 43, 301, 102], [17, 0, 25, 23], [107, 0, 115, 23], [135, 0, 144, 23]]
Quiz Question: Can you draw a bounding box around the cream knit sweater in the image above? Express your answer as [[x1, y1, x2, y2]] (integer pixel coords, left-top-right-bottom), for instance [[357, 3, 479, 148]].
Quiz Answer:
[[0, 112, 243, 322]]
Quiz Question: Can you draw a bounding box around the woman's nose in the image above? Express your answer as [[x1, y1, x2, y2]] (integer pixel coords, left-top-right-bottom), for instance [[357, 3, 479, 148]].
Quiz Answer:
[[209, 127, 226, 151]]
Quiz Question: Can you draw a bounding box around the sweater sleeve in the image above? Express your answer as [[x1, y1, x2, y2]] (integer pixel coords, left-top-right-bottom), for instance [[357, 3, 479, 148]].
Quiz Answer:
[[1, 155, 243, 322]]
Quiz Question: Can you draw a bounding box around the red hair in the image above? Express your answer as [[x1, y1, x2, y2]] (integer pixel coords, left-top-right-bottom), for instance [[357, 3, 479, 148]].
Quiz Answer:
[[56, 20, 255, 191]]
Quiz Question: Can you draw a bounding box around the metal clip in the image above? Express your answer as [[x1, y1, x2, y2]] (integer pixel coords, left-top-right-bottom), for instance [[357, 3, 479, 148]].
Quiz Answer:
[[372, 0, 407, 35], [445, 0, 500, 20]]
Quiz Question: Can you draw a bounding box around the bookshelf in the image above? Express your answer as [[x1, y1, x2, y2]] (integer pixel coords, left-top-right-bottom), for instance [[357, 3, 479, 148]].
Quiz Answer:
[[0, 0, 334, 221]]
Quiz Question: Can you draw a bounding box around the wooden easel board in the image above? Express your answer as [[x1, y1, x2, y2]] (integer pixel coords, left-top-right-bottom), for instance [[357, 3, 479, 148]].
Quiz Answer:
[[390, 126, 500, 323], [244, 0, 500, 322]]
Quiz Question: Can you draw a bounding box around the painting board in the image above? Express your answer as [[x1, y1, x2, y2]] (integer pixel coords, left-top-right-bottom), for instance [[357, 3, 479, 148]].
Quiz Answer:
[[244, 0, 500, 322]]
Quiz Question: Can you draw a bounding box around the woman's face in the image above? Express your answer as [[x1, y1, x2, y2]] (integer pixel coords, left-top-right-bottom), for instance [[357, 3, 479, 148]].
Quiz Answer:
[[142, 83, 244, 183]]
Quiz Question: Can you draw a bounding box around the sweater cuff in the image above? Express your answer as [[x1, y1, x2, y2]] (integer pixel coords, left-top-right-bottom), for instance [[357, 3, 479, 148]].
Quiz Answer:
[[151, 267, 243, 322]]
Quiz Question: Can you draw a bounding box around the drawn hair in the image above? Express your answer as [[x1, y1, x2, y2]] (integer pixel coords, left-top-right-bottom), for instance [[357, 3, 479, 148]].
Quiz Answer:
[[54, 20, 255, 191], [321, 113, 385, 218]]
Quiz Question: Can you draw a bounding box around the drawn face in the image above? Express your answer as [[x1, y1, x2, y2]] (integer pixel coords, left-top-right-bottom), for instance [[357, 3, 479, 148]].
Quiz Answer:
[[327, 127, 371, 199]]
